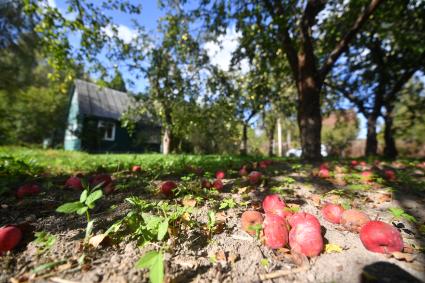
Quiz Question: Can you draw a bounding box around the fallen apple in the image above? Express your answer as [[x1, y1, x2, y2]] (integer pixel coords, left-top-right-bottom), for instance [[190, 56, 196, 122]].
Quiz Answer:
[[351, 160, 358, 166], [213, 179, 224, 191], [318, 168, 330, 178], [241, 210, 264, 236], [360, 221, 403, 254], [361, 171, 373, 183], [259, 160, 268, 169], [319, 163, 329, 170], [201, 179, 212, 189], [248, 171, 262, 185], [65, 176, 83, 190], [132, 165, 141, 172], [289, 221, 323, 257], [321, 203, 345, 224], [90, 174, 114, 194], [384, 169, 396, 181], [239, 166, 249, 177], [288, 212, 321, 230], [160, 181, 177, 196], [16, 184, 41, 199], [341, 209, 370, 232], [215, 170, 225, 180], [263, 213, 288, 249], [262, 194, 291, 219], [0, 225, 22, 254]]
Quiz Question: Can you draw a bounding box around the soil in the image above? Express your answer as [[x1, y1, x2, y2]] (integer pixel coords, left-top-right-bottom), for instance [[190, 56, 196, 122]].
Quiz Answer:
[[1, 161, 425, 283]]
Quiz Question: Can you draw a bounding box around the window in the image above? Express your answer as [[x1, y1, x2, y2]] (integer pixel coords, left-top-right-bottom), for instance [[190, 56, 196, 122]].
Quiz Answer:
[[98, 121, 116, 141]]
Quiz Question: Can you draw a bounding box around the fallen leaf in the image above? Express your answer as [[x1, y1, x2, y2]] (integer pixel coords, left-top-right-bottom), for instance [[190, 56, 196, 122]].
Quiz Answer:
[[325, 243, 343, 253], [291, 250, 309, 267], [238, 186, 250, 194], [310, 194, 321, 206], [390, 251, 416, 262], [182, 198, 197, 207], [88, 234, 109, 248]]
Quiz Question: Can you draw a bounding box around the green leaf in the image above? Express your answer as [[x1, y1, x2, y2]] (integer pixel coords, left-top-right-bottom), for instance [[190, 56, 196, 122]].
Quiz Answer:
[[157, 219, 169, 241], [77, 206, 88, 215], [56, 201, 84, 214], [85, 190, 103, 206], [85, 220, 94, 243], [150, 253, 164, 283], [136, 251, 160, 269], [80, 190, 88, 203]]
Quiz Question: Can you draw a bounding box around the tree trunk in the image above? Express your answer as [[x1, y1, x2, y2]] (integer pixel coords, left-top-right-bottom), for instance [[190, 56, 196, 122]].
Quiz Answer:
[[365, 114, 378, 156], [297, 54, 322, 161], [240, 123, 248, 155], [383, 105, 398, 159], [277, 118, 282, 157], [268, 122, 276, 157], [162, 110, 173, 155]]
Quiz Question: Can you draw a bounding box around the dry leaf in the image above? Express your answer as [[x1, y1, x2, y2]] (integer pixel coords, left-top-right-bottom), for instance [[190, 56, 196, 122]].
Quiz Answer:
[[291, 250, 309, 267], [182, 198, 197, 207], [325, 243, 343, 253], [310, 194, 321, 206], [390, 251, 416, 262], [88, 234, 108, 248], [216, 212, 227, 223], [238, 186, 250, 194]]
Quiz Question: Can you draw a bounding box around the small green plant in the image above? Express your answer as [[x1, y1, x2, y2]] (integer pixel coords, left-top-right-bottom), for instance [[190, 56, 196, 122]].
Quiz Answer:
[[207, 211, 217, 239], [33, 231, 56, 254], [249, 223, 263, 240], [388, 207, 417, 223], [281, 177, 295, 185], [219, 198, 236, 210], [260, 258, 269, 267], [56, 183, 103, 243], [136, 250, 164, 283]]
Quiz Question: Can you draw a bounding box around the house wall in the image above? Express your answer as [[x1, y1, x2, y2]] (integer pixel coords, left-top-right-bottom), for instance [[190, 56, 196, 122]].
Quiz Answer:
[[80, 116, 161, 153], [64, 89, 82, 150]]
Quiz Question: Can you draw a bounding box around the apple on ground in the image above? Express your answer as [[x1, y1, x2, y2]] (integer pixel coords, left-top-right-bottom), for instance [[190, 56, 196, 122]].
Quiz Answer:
[[341, 209, 370, 232], [241, 211, 264, 236], [213, 179, 224, 191], [289, 221, 323, 257], [248, 171, 262, 185], [215, 170, 225, 180], [16, 184, 41, 199], [65, 176, 83, 190], [288, 212, 321, 230], [201, 179, 212, 189], [0, 225, 22, 254], [321, 203, 345, 224], [263, 213, 289, 249], [361, 171, 373, 183], [360, 221, 403, 254], [89, 174, 114, 194], [262, 194, 292, 219], [259, 160, 268, 169], [132, 165, 141, 172], [384, 169, 396, 181], [318, 168, 330, 178], [239, 166, 249, 177], [160, 181, 177, 196]]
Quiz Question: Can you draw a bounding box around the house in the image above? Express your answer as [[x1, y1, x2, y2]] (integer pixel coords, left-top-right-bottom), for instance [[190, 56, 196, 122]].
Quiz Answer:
[[64, 80, 161, 153]]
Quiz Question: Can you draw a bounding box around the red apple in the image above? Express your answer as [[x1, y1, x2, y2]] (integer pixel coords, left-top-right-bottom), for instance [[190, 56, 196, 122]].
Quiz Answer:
[[321, 203, 345, 224], [259, 160, 268, 169], [351, 160, 358, 166], [288, 212, 321, 230], [319, 163, 329, 170], [201, 179, 212, 189], [341, 209, 370, 232], [213, 179, 224, 191], [289, 221, 323, 257], [132, 165, 141, 172], [0, 225, 22, 253], [360, 161, 367, 167], [16, 184, 41, 199], [318, 168, 330, 178], [215, 170, 225, 180], [360, 221, 403, 254], [262, 194, 291, 218], [65, 176, 83, 190], [248, 171, 262, 185], [384, 169, 396, 181], [263, 213, 288, 249], [241, 211, 264, 236], [90, 174, 112, 187], [239, 166, 249, 177], [160, 181, 177, 196]]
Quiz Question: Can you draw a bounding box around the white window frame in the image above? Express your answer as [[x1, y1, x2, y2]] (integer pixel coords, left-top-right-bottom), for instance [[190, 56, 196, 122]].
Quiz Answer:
[[98, 121, 116, 141]]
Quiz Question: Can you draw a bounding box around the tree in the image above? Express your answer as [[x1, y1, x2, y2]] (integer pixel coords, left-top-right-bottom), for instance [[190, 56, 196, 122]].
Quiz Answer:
[[326, 0, 425, 158], [98, 67, 127, 92], [200, 0, 382, 160]]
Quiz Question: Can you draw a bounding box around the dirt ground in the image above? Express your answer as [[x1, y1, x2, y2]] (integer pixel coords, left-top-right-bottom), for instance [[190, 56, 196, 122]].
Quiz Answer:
[[1, 161, 425, 283]]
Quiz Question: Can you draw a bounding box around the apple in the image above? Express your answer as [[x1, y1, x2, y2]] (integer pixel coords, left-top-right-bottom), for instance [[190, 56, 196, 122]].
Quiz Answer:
[[241, 211, 264, 236], [132, 165, 141, 172], [361, 171, 373, 183], [289, 221, 323, 257], [384, 169, 396, 181], [319, 163, 329, 170], [262, 194, 291, 219], [0, 225, 22, 253], [215, 170, 225, 180], [360, 161, 367, 167], [341, 209, 370, 232], [239, 166, 249, 177], [351, 160, 358, 166], [288, 212, 321, 230], [321, 203, 345, 224], [318, 168, 330, 178], [213, 179, 224, 191], [90, 174, 114, 194], [263, 213, 289, 249], [160, 181, 177, 196], [65, 176, 83, 190], [259, 160, 268, 169], [360, 221, 403, 254], [16, 184, 41, 199], [201, 179, 212, 189], [248, 171, 262, 185]]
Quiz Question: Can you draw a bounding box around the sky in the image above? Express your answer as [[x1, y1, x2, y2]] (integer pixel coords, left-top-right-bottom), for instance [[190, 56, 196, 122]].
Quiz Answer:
[[51, 0, 371, 139]]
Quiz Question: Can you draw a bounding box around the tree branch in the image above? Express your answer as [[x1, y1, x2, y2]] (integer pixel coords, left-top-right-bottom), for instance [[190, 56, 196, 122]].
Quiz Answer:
[[319, 0, 383, 81], [324, 81, 370, 116]]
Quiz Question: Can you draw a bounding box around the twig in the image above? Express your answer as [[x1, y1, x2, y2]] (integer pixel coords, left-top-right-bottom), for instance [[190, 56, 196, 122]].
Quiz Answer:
[[50, 277, 80, 283], [259, 266, 309, 281]]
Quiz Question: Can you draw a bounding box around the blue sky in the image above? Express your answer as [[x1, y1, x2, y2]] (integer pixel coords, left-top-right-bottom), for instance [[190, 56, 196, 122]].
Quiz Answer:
[[51, 0, 371, 138]]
